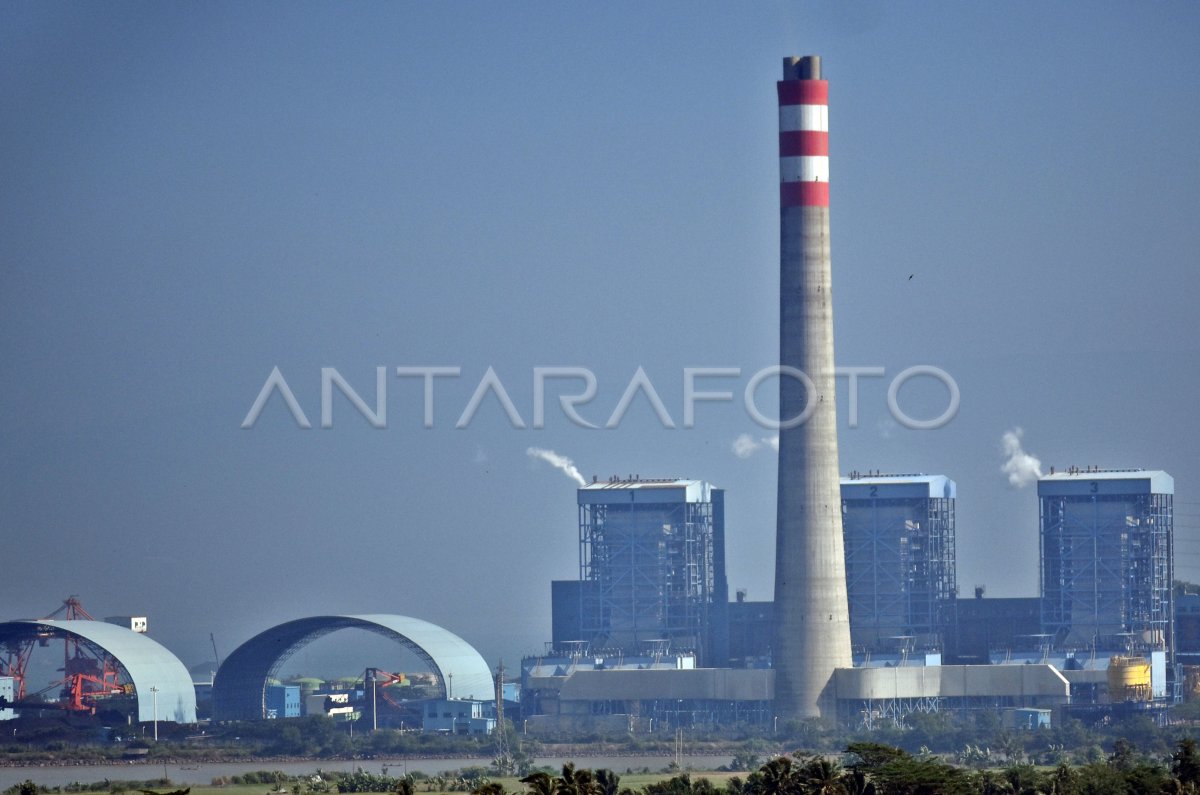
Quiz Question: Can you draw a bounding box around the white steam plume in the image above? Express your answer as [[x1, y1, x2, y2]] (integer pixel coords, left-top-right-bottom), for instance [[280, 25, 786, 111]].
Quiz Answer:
[[527, 447, 587, 487], [1001, 428, 1043, 488], [731, 434, 780, 459], [732, 434, 761, 459]]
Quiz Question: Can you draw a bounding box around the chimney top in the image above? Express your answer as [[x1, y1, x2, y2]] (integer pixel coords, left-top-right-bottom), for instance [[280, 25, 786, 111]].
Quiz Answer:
[[783, 55, 821, 81]]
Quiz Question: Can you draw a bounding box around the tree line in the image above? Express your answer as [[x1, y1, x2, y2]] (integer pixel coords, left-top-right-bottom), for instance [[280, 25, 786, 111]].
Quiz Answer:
[[502, 740, 1200, 795]]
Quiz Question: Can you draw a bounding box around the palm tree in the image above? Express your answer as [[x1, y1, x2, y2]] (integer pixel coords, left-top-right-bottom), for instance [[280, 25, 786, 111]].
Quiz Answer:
[[519, 772, 554, 795], [973, 770, 1013, 795], [1173, 737, 1200, 789], [1045, 763, 1078, 795], [555, 763, 598, 795], [755, 756, 797, 795], [796, 757, 844, 795], [1002, 764, 1046, 795], [838, 770, 875, 795], [996, 731, 1025, 765], [594, 770, 621, 795]]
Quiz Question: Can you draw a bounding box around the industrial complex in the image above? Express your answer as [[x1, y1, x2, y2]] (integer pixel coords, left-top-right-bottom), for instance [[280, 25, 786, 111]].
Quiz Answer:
[[0, 56, 1187, 740], [526, 467, 1176, 734], [1, 461, 1179, 735], [514, 56, 1182, 735]]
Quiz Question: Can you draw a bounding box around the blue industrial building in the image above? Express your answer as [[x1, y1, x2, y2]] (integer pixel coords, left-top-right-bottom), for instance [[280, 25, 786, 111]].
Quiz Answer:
[[552, 478, 728, 666], [265, 684, 300, 719], [1039, 469, 1174, 656], [840, 474, 957, 658]]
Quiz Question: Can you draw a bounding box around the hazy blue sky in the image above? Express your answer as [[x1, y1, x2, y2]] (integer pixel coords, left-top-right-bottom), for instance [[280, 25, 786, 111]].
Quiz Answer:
[[2, 1, 1198, 678]]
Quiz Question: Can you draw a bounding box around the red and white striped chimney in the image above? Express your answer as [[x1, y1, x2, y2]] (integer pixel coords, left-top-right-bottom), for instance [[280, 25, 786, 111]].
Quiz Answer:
[[778, 68, 829, 208], [772, 54, 852, 720]]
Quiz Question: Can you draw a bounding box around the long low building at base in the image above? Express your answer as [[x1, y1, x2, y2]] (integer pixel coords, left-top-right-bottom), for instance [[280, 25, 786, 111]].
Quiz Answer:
[[521, 663, 1071, 734], [831, 664, 1069, 727]]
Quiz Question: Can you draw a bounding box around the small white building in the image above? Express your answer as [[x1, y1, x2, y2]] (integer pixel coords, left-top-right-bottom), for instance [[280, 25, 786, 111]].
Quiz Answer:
[[305, 691, 358, 720], [1, 676, 15, 720], [105, 616, 148, 633], [422, 698, 495, 735]]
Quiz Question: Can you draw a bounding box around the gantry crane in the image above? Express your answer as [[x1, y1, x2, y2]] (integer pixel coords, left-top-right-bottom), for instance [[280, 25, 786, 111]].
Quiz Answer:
[[364, 667, 410, 710], [0, 597, 128, 714]]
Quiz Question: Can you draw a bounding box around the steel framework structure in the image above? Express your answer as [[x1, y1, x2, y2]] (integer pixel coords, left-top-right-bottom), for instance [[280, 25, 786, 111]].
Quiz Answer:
[[841, 481, 956, 654], [579, 490, 715, 660], [1040, 480, 1173, 654], [579, 697, 772, 728], [840, 693, 1060, 730], [841, 694, 941, 730]]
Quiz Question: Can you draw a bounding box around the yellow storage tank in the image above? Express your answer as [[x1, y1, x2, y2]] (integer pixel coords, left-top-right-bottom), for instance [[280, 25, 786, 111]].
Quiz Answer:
[[1107, 656, 1152, 702]]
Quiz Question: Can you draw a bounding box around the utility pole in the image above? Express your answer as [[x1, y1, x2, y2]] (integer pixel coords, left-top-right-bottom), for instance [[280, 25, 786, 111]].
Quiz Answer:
[[371, 673, 378, 732], [149, 686, 159, 741], [494, 661, 511, 773]]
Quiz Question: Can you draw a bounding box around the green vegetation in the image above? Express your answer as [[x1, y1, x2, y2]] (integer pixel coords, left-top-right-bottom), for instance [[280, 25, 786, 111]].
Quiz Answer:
[[7, 704, 1200, 765], [8, 740, 1200, 795], [6, 705, 1200, 795]]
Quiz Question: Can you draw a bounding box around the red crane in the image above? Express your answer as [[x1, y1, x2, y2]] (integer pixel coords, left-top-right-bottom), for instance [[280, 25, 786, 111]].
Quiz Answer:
[[364, 667, 411, 710], [0, 597, 128, 714]]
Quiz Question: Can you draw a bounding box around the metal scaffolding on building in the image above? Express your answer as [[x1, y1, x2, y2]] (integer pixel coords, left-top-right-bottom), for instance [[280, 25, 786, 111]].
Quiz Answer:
[[577, 479, 716, 660], [1039, 470, 1174, 655], [840, 475, 957, 655]]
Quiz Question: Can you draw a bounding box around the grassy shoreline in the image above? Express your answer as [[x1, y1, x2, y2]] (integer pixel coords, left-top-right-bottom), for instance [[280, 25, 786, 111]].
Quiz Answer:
[[1, 766, 746, 795]]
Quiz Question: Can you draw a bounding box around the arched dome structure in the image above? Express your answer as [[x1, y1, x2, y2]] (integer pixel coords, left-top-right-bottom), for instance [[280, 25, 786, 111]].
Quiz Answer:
[[212, 614, 492, 720], [0, 619, 196, 723]]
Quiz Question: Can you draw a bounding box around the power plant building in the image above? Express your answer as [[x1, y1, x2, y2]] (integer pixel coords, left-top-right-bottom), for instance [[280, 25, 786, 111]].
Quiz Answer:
[[841, 474, 957, 656], [553, 478, 727, 665], [522, 60, 1188, 731], [1039, 470, 1174, 656]]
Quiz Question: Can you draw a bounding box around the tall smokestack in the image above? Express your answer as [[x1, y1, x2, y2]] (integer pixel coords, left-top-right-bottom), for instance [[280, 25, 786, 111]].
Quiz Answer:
[[772, 54, 852, 718]]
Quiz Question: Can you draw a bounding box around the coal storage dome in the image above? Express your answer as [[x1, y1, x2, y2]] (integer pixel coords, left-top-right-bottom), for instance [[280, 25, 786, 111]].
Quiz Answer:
[[0, 619, 197, 723], [212, 614, 492, 720]]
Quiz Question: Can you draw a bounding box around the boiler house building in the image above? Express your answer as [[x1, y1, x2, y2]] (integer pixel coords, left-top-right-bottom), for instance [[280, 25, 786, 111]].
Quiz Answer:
[[551, 478, 728, 666]]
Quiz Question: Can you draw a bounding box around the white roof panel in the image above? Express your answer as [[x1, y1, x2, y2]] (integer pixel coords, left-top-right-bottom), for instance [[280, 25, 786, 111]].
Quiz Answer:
[[1038, 470, 1173, 496], [578, 479, 713, 504], [840, 474, 955, 499]]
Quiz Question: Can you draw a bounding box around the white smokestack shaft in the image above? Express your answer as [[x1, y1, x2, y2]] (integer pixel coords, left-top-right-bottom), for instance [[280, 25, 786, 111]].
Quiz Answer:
[[773, 54, 853, 719]]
